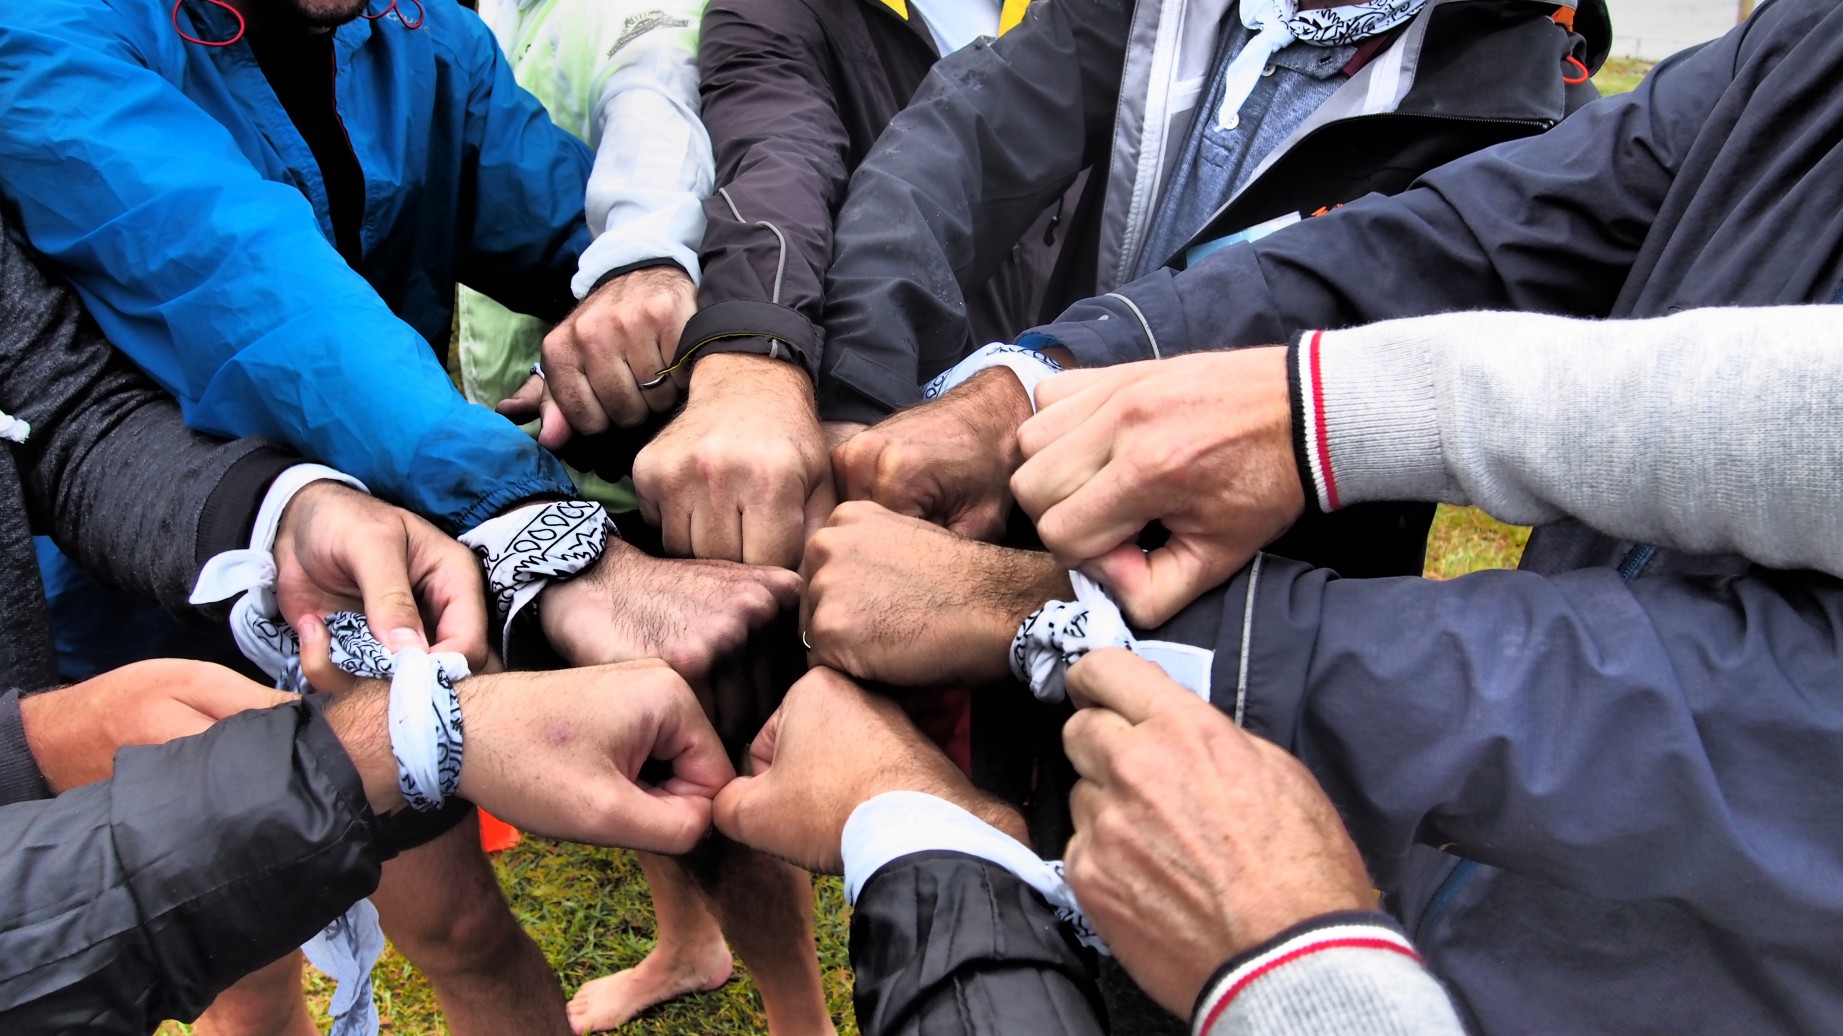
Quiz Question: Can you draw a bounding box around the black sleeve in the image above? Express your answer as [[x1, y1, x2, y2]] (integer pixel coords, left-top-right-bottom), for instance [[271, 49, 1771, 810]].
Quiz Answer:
[[0, 697, 387, 1034], [815, 0, 1128, 422], [687, 0, 855, 383], [851, 850, 1107, 1036], [0, 688, 48, 805], [1020, 3, 1733, 367], [0, 222, 297, 613]]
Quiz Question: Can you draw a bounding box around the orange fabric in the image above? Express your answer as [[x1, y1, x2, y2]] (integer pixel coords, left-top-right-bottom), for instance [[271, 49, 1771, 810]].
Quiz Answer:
[[479, 810, 522, 853], [1551, 5, 1576, 31]]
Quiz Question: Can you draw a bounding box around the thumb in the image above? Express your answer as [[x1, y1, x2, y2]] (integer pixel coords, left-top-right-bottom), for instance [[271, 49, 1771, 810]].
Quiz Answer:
[[496, 374, 545, 421], [343, 532, 430, 655], [603, 779, 715, 854], [712, 772, 767, 844], [1087, 533, 1245, 629]]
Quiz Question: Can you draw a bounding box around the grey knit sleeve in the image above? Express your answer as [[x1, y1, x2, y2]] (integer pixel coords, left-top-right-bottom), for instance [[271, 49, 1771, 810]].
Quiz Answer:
[[0, 221, 296, 613], [1298, 306, 1843, 577]]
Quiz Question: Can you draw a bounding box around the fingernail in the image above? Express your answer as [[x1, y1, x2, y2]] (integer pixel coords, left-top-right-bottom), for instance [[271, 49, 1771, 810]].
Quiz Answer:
[[386, 627, 427, 653]]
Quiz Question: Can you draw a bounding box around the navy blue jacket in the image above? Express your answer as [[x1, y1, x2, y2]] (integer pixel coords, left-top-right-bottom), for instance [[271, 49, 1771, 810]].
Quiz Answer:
[[1024, 0, 1843, 1029]]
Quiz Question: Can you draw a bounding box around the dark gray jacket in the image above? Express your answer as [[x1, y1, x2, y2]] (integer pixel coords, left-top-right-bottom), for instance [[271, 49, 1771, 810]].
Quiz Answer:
[[0, 220, 295, 804], [1032, 1, 1843, 1029]]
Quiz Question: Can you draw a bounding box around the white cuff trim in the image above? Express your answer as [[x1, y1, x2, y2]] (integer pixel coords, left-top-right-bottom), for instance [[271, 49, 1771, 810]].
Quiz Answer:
[[1192, 922, 1419, 1036], [921, 342, 1063, 411]]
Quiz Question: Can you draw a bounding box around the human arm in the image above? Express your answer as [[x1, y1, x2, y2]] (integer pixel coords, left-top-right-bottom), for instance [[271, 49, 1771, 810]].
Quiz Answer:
[[0, 219, 488, 661], [711, 667, 1105, 1036], [1294, 305, 1843, 577], [799, 502, 1070, 687], [1061, 649, 1463, 1034], [1012, 16, 1736, 368], [519, 0, 713, 435], [610, 0, 850, 565], [1148, 553, 1843, 942], [0, 658, 733, 1031], [816, 0, 1126, 423], [0, 1, 575, 530]]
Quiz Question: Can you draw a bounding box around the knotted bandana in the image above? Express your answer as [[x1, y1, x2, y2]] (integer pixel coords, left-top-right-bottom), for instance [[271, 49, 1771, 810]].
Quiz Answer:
[[1217, 0, 1427, 129]]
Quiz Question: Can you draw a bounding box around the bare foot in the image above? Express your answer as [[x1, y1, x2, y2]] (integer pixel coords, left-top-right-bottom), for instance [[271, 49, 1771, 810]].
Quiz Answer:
[[567, 939, 735, 1033]]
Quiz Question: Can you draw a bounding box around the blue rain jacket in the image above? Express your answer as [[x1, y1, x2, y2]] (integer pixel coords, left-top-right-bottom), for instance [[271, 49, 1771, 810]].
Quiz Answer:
[[0, 0, 592, 530]]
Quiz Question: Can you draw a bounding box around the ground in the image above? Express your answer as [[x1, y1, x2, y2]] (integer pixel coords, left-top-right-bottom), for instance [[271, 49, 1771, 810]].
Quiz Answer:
[[157, 56, 1653, 1036]]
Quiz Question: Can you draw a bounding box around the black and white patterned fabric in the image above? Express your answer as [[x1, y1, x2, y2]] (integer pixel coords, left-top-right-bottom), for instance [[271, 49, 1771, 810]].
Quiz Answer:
[[1010, 572, 1216, 704], [1217, 0, 1427, 128], [457, 499, 614, 656]]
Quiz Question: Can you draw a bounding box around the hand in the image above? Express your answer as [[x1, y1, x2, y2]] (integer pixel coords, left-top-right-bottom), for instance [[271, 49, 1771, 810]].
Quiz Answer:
[[633, 353, 835, 567], [832, 369, 1032, 540], [539, 538, 802, 678], [800, 501, 1070, 687], [712, 667, 1023, 873], [1060, 649, 1374, 1016], [453, 660, 735, 853], [274, 480, 489, 669], [20, 660, 292, 793], [520, 265, 698, 439], [821, 420, 868, 451], [1012, 349, 1302, 627]]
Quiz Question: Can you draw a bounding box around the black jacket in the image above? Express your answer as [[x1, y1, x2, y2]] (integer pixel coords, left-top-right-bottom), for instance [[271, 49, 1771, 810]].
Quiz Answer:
[[852, 851, 1106, 1036], [1022, 0, 1843, 1029], [0, 697, 388, 1033], [0, 220, 294, 803], [686, 0, 1060, 393], [815, 0, 1607, 425]]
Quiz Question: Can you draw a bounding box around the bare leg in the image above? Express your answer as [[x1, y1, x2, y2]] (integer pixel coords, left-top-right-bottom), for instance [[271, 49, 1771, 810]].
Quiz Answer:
[[190, 953, 317, 1036], [370, 811, 571, 1036], [695, 844, 835, 1036], [566, 852, 734, 1034]]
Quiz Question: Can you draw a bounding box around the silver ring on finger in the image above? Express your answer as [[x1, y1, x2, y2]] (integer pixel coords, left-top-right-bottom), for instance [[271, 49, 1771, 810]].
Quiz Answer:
[[801, 630, 813, 651]]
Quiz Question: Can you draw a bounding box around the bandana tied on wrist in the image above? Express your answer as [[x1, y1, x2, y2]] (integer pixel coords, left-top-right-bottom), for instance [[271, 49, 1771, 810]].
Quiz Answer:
[[1011, 573, 1216, 704], [1218, 0, 1426, 129], [458, 500, 614, 657]]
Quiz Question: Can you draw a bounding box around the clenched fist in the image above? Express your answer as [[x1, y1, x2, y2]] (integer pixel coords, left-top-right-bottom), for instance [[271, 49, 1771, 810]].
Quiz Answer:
[[634, 353, 835, 567]]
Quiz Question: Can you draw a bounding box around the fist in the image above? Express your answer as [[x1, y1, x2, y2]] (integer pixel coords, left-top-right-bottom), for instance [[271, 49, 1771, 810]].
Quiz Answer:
[[831, 368, 1033, 541], [633, 353, 835, 568], [712, 667, 1018, 873], [800, 501, 1070, 687], [538, 265, 697, 435]]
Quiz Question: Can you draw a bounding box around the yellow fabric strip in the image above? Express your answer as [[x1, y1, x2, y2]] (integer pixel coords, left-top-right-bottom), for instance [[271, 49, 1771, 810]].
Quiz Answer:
[[876, 0, 911, 20], [999, 0, 1028, 34]]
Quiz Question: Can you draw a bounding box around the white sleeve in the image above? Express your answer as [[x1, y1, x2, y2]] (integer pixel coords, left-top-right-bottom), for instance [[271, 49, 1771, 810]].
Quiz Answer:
[[571, 1, 714, 296]]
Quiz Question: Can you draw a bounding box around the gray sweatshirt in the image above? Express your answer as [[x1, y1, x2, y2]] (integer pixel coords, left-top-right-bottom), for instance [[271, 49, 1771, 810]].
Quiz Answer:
[[1294, 306, 1843, 576]]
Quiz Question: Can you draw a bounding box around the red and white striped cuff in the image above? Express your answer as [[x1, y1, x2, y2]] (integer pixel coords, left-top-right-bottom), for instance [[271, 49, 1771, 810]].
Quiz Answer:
[[1191, 920, 1420, 1036], [1293, 330, 1341, 512]]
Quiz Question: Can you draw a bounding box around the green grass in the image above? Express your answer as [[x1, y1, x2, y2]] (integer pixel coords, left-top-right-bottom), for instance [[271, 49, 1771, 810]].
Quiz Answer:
[[160, 52, 1655, 1036]]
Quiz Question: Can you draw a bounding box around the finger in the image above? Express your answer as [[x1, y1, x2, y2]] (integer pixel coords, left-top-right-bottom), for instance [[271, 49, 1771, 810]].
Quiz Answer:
[[1066, 648, 1205, 723], [581, 328, 651, 429], [741, 480, 807, 570], [297, 615, 362, 695], [1016, 376, 1116, 458], [1032, 460, 1161, 568], [602, 780, 716, 854], [1088, 533, 1244, 629], [690, 493, 746, 564], [537, 386, 574, 451], [1067, 775, 1106, 830], [746, 705, 784, 777], [1010, 408, 1118, 524], [400, 517, 489, 667], [633, 337, 678, 416], [341, 530, 431, 655], [1061, 705, 1134, 782], [799, 476, 839, 567], [830, 432, 880, 504], [496, 374, 545, 422], [754, 564, 804, 612], [1029, 365, 1127, 413], [650, 681, 740, 796], [711, 772, 766, 845], [541, 336, 614, 437]]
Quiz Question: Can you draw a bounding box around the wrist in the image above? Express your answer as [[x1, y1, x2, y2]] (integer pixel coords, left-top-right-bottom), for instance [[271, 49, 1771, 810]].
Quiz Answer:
[[688, 351, 815, 406]]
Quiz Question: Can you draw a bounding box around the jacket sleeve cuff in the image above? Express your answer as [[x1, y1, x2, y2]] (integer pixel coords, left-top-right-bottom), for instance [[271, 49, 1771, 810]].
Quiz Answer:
[[842, 791, 1038, 905], [680, 300, 821, 383], [0, 687, 51, 804], [1292, 325, 1444, 512], [194, 446, 302, 567], [1192, 912, 1459, 1036], [579, 256, 693, 301]]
